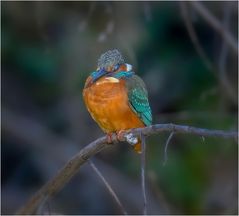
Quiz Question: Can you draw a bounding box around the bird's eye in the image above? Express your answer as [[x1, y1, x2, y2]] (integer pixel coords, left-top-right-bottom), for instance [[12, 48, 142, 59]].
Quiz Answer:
[[113, 64, 120, 71]]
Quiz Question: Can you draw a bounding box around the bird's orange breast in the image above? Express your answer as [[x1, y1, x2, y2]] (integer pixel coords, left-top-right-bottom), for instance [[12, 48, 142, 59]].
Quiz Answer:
[[83, 76, 144, 133]]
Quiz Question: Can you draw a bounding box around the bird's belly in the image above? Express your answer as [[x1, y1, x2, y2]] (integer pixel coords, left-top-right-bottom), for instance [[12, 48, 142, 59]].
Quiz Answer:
[[83, 80, 144, 132]]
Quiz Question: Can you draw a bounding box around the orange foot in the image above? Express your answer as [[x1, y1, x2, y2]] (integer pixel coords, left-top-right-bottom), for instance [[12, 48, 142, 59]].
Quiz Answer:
[[107, 130, 130, 143], [106, 132, 114, 144], [116, 130, 131, 142], [116, 130, 125, 141]]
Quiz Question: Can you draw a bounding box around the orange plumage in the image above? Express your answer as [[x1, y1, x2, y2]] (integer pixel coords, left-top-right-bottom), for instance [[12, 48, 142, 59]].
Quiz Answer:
[[83, 76, 144, 153]]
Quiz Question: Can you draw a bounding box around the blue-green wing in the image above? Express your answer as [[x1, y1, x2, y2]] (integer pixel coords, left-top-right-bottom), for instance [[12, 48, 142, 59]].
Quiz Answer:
[[125, 75, 152, 126]]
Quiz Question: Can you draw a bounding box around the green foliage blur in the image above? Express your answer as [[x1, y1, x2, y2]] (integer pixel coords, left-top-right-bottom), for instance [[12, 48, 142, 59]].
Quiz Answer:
[[2, 1, 238, 215]]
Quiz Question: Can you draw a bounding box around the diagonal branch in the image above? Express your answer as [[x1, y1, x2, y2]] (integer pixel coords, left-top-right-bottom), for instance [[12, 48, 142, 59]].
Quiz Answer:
[[189, 1, 238, 55], [179, 2, 214, 72], [17, 123, 237, 214], [2, 107, 165, 214], [217, 2, 237, 102], [180, 2, 237, 104]]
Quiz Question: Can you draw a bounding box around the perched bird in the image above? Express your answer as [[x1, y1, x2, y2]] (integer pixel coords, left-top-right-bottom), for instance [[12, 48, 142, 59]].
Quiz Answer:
[[83, 49, 152, 153]]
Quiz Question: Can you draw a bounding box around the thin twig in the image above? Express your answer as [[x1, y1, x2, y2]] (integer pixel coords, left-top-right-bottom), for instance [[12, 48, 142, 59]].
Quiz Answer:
[[140, 134, 147, 215], [46, 200, 51, 215], [35, 195, 49, 215], [218, 2, 236, 102], [218, 2, 231, 74], [88, 160, 128, 215], [163, 132, 174, 166], [17, 123, 237, 214], [180, 2, 214, 72], [189, 1, 238, 54], [180, 2, 237, 104], [143, 1, 152, 22]]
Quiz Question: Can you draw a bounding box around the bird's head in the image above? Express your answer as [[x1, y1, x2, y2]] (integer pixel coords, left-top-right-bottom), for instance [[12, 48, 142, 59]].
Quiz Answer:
[[90, 49, 132, 83], [97, 49, 124, 72]]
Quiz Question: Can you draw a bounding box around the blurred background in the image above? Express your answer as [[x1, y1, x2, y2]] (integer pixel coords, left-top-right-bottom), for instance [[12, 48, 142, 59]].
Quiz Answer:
[[1, 1, 238, 215]]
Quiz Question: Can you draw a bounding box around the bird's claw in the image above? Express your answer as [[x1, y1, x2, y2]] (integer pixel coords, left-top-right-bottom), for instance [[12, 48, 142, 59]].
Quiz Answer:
[[116, 130, 126, 142], [116, 130, 138, 145], [107, 130, 137, 144], [106, 133, 113, 144]]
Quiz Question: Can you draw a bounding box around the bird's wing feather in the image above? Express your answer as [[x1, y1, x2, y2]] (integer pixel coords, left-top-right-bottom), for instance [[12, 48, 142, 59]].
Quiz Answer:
[[125, 75, 152, 126]]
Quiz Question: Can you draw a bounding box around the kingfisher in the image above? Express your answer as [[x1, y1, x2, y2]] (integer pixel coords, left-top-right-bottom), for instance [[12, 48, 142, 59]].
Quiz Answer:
[[83, 49, 152, 153]]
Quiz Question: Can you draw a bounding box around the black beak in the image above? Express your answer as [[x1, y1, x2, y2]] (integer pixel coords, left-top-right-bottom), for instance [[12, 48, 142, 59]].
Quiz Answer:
[[92, 68, 107, 83]]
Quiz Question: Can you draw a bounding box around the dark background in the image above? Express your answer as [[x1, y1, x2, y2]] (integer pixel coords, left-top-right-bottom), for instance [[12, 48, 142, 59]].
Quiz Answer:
[[1, 1, 238, 214]]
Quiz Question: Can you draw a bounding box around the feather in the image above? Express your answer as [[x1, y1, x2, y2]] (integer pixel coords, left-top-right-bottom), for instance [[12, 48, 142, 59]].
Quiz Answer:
[[125, 75, 152, 126]]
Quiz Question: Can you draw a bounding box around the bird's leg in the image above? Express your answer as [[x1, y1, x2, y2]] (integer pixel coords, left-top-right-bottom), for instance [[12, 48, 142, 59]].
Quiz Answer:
[[107, 130, 131, 143], [106, 132, 114, 144]]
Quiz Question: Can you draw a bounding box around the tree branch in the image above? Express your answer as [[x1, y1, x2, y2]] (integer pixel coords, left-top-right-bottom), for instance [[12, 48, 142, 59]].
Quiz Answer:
[[179, 2, 214, 72], [17, 123, 237, 214], [189, 1, 238, 54], [163, 132, 174, 166], [2, 107, 165, 214], [180, 2, 237, 104], [217, 2, 237, 102], [140, 134, 147, 215]]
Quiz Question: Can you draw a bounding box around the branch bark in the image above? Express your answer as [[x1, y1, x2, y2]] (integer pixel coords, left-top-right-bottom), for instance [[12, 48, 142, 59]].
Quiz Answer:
[[2, 107, 165, 214], [16, 123, 237, 214]]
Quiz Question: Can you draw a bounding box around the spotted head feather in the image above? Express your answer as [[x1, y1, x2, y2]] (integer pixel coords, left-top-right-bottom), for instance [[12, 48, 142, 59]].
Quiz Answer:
[[97, 49, 125, 70]]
